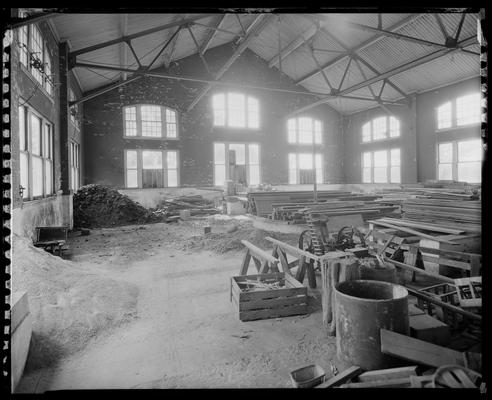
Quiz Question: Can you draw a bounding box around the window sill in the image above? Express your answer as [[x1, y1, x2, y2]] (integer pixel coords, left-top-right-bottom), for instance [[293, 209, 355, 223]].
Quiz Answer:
[[124, 136, 179, 141], [18, 62, 55, 103], [22, 194, 57, 204], [436, 123, 481, 133], [361, 136, 401, 145]]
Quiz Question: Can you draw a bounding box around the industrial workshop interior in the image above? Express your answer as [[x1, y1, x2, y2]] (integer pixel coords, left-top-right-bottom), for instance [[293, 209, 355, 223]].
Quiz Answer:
[[7, 8, 485, 392]]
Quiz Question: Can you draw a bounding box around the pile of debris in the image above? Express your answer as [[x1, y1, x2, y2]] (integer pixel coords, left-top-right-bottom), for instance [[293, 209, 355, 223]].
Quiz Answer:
[[74, 184, 162, 228], [151, 195, 220, 221]]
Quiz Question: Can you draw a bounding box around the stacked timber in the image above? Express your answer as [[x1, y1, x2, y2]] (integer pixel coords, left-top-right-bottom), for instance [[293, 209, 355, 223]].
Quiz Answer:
[[152, 195, 220, 220], [401, 198, 481, 233]]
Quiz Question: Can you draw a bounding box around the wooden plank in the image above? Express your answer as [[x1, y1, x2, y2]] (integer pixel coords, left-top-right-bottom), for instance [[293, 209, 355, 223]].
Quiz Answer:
[[306, 261, 317, 288], [418, 246, 480, 260], [470, 254, 481, 276], [239, 304, 308, 321], [239, 250, 251, 275], [238, 286, 306, 302], [252, 256, 262, 272], [382, 257, 455, 284], [238, 295, 306, 311], [377, 218, 466, 235], [356, 366, 418, 382], [380, 328, 465, 368], [340, 377, 412, 388], [277, 248, 292, 276], [233, 273, 285, 282], [241, 240, 279, 264], [314, 366, 363, 388], [368, 220, 461, 244], [420, 254, 471, 271], [285, 272, 306, 288], [265, 236, 320, 261]]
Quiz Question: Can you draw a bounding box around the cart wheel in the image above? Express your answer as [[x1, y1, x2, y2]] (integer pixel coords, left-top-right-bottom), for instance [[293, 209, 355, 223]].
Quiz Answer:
[[298, 230, 314, 253]]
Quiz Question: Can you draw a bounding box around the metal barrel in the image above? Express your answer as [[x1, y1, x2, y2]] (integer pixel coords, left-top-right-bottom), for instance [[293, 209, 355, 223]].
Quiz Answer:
[[334, 280, 409, 370]]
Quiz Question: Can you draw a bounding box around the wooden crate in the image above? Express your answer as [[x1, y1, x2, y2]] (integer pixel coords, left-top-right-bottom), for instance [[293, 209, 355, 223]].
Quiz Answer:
[[230, 272, 308, 321]]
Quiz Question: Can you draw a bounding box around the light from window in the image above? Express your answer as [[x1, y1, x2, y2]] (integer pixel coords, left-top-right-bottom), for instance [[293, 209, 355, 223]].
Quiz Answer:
[[19, 26, 28, 67], [44, 47, 52, 95], [287, 117, 322, 145], [167, 151, 178, 187], [437, 102, 452, 129], [126, 150, 138, 188], [29, 25, 44, 85], [70, 141, 80, 191], [457, 139, 481, 183], [362, 148, 400, 183], [212, 93, 259, 129], [214, 142, 261, 186], [248, 144, 260, 185], [123, 105, 177, 138], [288, 153, 323, 184], [125, 149, 179, 188], [456, 93, 481, 126], [438, 142, 453, 180], [362, 115, 400, 142], [214, 143, 226, 186]]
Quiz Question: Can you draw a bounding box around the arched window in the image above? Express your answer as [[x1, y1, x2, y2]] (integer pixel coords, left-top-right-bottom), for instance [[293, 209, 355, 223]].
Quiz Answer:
[[212, 93, 259, 129], [123, 104, 178, 138], [437, 93, 481, 130], [287, 117, 322, 145], [362, 115, 400, 142]]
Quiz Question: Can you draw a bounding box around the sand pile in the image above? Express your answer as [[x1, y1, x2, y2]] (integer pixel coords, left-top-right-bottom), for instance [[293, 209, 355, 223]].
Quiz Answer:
[[74, 184, 160, 228], [12, 234, 139, 371], [180, 223, 300, 254]]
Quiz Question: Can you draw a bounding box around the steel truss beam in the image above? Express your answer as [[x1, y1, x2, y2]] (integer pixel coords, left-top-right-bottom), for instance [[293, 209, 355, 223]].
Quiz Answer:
[[200, 15, 226, 54]]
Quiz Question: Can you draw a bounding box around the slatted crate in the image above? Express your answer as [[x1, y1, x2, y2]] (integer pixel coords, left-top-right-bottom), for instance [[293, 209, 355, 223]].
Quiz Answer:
[[230, 272, 308, 322]]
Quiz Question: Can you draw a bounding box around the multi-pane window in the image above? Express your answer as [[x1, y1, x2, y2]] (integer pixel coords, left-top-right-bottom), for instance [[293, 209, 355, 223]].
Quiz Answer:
[[18, 104, 54, 199], [123, 105, 178, 138], [436, 93, 481, 130], [362, 149, 400, 184], [70, 142, 80, 191], [212, 93, 259, 129], [287, 117, 323, 145], [17, 23, 53, 95], [362, 116, 400, 142], [438, 139, 482, 183], [124, 149, 179, 188], [213, 143, 260, 186], [288, 153, 323, 184], [69, 89, 80, 129]]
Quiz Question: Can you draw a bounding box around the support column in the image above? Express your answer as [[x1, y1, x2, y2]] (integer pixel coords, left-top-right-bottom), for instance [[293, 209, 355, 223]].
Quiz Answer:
[[58, 42, 73, 229]]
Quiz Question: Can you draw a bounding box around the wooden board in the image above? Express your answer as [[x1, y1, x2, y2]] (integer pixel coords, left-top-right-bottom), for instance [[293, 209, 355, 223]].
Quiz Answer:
[[238, 304, 308, 321], [380, 329, 465, 368], [356, 366, 418, 383], [340, 377, 412, 388], [314, 366, 363, 388]]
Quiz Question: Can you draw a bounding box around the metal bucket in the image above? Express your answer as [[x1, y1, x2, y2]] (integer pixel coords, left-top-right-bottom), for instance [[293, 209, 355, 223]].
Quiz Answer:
[[335, 280, 409, 370]]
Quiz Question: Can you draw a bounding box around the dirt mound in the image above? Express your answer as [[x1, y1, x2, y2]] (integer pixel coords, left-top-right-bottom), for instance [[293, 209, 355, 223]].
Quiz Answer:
[[74, 184, 160, 228], [12, 235, 139, 371], [180, 223, 300, 254]]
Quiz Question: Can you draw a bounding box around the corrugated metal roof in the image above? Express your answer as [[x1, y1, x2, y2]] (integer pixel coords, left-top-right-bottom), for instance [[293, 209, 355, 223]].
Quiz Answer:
[[43, 11, 480, 113]]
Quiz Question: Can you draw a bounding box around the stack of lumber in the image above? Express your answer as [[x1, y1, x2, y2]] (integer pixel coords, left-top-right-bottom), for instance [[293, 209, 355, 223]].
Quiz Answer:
[[152, 195, 220, 220], [401, 198, 481, 232], [247, 190, 353, 217]]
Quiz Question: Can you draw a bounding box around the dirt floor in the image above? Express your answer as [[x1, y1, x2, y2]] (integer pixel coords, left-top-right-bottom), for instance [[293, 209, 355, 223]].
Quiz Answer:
[[15, 216, 352, 391]]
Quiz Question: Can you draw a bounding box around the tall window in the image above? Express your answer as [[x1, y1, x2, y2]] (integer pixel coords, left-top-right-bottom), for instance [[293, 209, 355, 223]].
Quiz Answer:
[[438, 139, 482, 183], [362, 116, 400, 142], [362, 149, 400, 183], [288, 153, 323, 184], [69, 88, 80, 129], [18, 104, 54, 199], [18, 24, 53, 95], [70, 142, 80, 191], [287, 117, 322, 145], [213, 143, 260, 186], [124, 149, 179, 188], [123, 105, 178, 138], [436, 93, 481, 130], [212, 93, 259, 129]]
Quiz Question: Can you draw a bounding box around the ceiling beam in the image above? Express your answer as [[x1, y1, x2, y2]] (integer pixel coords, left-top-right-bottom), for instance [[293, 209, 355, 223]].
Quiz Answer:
[[8, 10, 59, 28], [234, 14, 264, 45], [69, 14, 214, 58], [163, 26, 179, 68], [268, 24, 318, 68], [288, 35, 477, 116], [146, 27, 182, 71], [186, 14, 275, 112], [192, 20, 243, 38], [70, 76, 143, 106], [200, 15, 227, 54], [307, 44, 333, 90], [295, 14, 423, 85], [119, 14, 128, 81]]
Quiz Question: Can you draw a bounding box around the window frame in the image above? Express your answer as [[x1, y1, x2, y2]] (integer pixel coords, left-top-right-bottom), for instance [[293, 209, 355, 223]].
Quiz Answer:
[[17, 23, 54, 99], [436, 139, 482, 183], [70, 141, 81, 192], [287, 117, 323, 145], [122, 104, 179, 139], [124, 149, 180, 189], [361, 148, 401, 184], [213, 142, 261, 186], [19, 102, 55, 201], [211, 92, 260, 130], [361, 115, 401, 143], [435, 92, 481, 132], [288, 152, 324, 185]]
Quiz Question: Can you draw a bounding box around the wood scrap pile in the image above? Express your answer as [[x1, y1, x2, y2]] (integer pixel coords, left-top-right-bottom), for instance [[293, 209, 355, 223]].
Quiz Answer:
[[151, 195, 220, 221], [239, 279, 285, 292], [401, 198, 481, 232]]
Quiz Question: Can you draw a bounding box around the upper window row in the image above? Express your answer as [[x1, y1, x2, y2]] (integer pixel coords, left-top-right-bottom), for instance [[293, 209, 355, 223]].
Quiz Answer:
[[288, 117, 322, 145], [212, 93, 259, 129], [123, 105, 178, 138], [18, 24, 53, 96], [437, 93, 481, 130], [362, 116, 400, 143]]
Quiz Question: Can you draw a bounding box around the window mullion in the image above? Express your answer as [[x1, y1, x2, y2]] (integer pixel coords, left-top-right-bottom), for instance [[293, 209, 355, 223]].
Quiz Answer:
[[162, 106, 166, 138], [136, 105, 142, 137], [163, 150, 167, 187], [137, 149, 142, 188]]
